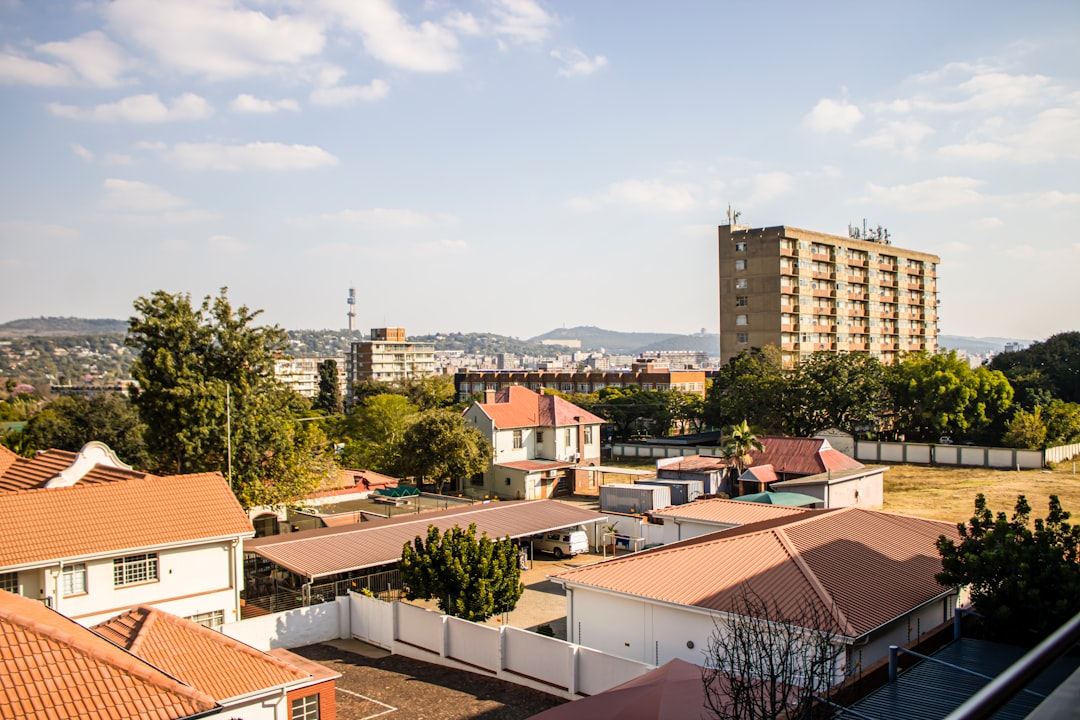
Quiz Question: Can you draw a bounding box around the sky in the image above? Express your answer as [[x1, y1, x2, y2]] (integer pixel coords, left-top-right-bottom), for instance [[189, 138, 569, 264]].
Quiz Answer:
[[1, 1, 1078, 342]]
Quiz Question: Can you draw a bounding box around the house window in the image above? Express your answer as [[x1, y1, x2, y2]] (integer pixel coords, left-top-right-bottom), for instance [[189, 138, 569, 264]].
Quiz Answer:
[[291, 694, 319, 720], [512, 429, 523, 449], [536, 430, 543, 444], [734, 259, 746, 271], [735, 278, 748, 289], [564, 428, 572, 446], [186, 610, 225, 630], [735, 315, 748, 326], [735, 241, 747, 252], [584, 427, 593, 445], [62, 564, 87, 596], [113, 553, 158, 586], [737, 333, 749, 344], [735, 296, 748, 307], [0, 572, 17, 593]]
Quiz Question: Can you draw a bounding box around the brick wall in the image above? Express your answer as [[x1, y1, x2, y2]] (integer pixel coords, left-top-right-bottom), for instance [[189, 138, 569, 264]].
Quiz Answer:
[[286, 679, 336, 720]]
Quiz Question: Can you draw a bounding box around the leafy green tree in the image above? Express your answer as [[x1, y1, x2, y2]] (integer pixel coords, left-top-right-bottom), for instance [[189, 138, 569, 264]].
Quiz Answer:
[[1043, 400, 1080, 445], [789, 351, 887, 436], [722, 420, 764, 478], [705, 346, 789, 434], [398, 409, 491, 494], [888, 351, 1013, 443], [19, 393, 150, 467], [1001, 407, 1047, 449], [398, 375, 457, 411], [400, 523, 524, 622], [338, 393, 419, 473], [990, 332, 1080, 404], [314, 359, 343, 415], [937, 494, 1080, 645], [127, 288, 333, 508]]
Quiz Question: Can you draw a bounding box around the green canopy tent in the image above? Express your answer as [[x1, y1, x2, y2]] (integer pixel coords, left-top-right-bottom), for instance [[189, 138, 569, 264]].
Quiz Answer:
[[731, 490, 821, 507]]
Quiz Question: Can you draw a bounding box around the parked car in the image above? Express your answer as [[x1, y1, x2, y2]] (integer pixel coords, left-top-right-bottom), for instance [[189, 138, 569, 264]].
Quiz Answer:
[[528, 530, 588, 559]]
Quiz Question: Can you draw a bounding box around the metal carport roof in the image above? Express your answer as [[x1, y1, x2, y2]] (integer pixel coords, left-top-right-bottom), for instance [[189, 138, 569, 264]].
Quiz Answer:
[[244, 499, 607, 580]]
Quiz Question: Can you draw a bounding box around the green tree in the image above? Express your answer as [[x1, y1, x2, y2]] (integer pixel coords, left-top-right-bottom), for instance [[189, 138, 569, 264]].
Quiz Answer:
[[127, 288, 333, 508], [721, 419, 764, 479], [314, 359, 343, 415], [989, 332, 1080, 404], [937, 494, 1080, 645], [1001, 407, 1047, 449], [400, 523, 524, 622], [1043, 400, 1080, 445], [888, 351, 1013, 443], [398, 409, 491, 494], [789, 351, 887, 436], [20, 393, 150, 467], [705, 346, 789, 434], [338, 393, 419, 473], [398, 375, 457, 411]]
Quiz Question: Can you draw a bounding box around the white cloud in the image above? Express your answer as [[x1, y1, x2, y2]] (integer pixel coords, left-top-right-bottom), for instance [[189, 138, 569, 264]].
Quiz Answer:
[[802, 98, 863, 133], [104, 153, 135, 166], [444, 10, 483, 36], [1005, 191, 1080, 209], [938, 105, 1080, 163], [488, 0, 556, 44], [551, 48, 607, 78], [416, 238, 469, 254], [36, 31, 131, 87], [208, 234, 250, 253], [100, 178, 188, 213], [163, 142, 339, 171], [105, 0, 325, 80], [72, 144, 94, 161], [229, 93, 300, 113], [863, 176, 985, 211], [0, 52, 74, 86], [310, 78, 389, 106], [856, 119, 935, 154], [48, 93, 213, 123], [972, 217, 1003, 230], [569, 178, 699, 213], [745, 171, 795, 206], [303, 207, 458, 230], [321, 0, 460, 72]]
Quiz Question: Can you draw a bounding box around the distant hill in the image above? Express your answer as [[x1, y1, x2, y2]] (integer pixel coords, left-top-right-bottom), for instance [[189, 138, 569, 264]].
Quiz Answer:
[[0, 317, 128, 338], [529, 326, 712, 354], [938, 335, 1031, 356]]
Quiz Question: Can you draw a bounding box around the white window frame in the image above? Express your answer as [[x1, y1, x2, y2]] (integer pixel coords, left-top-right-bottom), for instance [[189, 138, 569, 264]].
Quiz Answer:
[[0, 571, 17, 593], [186, 610, 225, 630], [735, 315, 748, 326], [291, 694, 319, 720], [62, 564, 87, 596], [512, 429, 523, 449], [735, 259, 747, 271], [113, 553, 158, 587], [584, 427, 593, 445], [735, 278, 748, 289]]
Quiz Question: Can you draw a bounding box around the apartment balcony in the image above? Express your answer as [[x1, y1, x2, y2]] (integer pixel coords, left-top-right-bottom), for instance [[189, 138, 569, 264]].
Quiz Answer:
[[780, 245, 797, 257], [812, 270, 832, 280]]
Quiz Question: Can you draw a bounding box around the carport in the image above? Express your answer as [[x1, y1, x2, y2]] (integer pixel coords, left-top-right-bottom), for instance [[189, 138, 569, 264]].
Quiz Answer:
[[242, 499, 607, 613]]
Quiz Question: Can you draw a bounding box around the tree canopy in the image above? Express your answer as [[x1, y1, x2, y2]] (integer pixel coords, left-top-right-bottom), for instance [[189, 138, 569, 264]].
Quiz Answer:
[[313, 359, 343, 415], [936, 494, 1080, 645], [17, 393, 149, 467], [398, 409, 491, 494], [400, 523, 524, 622], [989, 332, 1080, 406], [126, 288, 333, 508]]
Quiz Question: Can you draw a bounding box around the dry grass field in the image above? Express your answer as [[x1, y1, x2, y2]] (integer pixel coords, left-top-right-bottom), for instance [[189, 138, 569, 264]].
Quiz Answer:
[[881, 461, 1080, 524]]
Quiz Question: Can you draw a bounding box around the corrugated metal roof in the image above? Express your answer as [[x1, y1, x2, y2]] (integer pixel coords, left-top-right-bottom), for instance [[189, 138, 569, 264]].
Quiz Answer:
[[649, 498, 811, 525], [835, 638, 1080, 720], [660, 456, 729, 472], [749, 436, 864, 476], [245, 499, 607, 579], [554, 507, 959, 639]]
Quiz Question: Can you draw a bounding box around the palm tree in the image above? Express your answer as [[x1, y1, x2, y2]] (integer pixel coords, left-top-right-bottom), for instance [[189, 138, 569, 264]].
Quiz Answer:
[[722, 420, 764, 495]]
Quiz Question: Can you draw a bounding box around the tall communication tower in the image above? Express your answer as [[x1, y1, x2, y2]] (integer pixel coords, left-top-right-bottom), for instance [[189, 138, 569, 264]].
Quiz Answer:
[[347, 286, 356, 332]]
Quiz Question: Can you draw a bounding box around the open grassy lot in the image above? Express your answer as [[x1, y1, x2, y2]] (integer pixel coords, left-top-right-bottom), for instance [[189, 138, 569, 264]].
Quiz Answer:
[[882, 461, 1080, 524]]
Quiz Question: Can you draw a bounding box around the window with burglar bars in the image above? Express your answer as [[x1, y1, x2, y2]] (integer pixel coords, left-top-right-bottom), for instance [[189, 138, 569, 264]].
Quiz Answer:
[[113, 553, 158, 586]]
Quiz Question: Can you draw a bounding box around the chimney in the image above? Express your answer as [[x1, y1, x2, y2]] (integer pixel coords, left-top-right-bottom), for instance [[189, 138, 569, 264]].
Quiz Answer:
[[484, 389, 496, 403]]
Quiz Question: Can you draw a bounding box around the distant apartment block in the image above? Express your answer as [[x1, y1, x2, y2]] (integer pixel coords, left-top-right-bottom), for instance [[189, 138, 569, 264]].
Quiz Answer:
[[346, 328, 436, 399], [454, 362, 707, 403], [273, 356, 346, 399], [719, 223, 940, 366]]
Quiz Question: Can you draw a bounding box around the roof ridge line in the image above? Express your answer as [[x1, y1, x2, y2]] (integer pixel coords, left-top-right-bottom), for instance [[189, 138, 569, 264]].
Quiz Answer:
[[128, 607, 155, 655], [774, 527, 855, 637]]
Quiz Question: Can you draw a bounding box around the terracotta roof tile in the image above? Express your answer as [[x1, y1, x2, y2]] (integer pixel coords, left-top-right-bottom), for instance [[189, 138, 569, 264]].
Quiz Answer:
[[0, 590, 217, 720], [0, 449, 151, 493], [554, 507, 959, 639], [0, 446, 18, 478], [0, 473, 253, 568], [476, 386, 604, 430], [93, 607, 309, 701]]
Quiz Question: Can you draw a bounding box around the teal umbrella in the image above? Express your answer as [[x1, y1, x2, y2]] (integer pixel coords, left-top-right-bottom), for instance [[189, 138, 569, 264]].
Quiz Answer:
[[732, 491, 821, 507]]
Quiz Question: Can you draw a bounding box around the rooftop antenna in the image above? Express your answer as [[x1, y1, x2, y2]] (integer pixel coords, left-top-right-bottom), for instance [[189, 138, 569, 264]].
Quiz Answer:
[[347, 286, 356, 332]]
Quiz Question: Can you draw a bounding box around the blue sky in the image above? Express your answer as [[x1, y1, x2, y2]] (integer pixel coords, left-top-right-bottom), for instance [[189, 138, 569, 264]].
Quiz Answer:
[[1, 1, 1077, 342]]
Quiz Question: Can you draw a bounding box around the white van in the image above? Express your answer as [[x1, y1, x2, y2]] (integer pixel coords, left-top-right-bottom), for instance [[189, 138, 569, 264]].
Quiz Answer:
[[529, 530, 589, 559]]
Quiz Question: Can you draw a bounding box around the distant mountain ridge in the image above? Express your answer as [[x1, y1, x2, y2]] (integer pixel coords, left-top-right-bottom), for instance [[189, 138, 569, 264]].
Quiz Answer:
[[0, 317, 128, 337], [529, 326, 718, 354]]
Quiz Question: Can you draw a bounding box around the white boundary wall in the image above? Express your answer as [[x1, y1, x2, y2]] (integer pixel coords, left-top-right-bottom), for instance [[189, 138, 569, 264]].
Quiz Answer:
[[222, 596, 349, 651], [349, 592, 652, 700]]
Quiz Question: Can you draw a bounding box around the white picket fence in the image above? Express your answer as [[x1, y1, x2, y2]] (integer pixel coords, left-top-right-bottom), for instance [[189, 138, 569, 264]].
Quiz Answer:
[[222, 592, 652, 700]]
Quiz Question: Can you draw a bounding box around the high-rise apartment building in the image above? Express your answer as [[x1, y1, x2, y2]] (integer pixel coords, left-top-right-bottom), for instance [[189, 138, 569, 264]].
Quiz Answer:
[[345, 327, 436, 403], [718, 223, 939, 367]]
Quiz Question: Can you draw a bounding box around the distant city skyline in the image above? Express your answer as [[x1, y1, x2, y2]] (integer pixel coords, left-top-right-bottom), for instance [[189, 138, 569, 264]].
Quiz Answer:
[[1, 1, 1077, 341]]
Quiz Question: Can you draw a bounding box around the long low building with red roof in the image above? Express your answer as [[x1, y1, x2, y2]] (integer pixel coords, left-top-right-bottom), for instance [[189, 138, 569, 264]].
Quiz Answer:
[[0, 442, 254, 627], [551, 506, 962, 682]]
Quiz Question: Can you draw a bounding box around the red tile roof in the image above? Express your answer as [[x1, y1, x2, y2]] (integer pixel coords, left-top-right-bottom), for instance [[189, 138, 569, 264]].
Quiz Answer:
[[649, 498, 811, 525], [93, 607, 309, 701], [554, 507, 959, 639], [475, 386, 604, 430], [0, 448, 149, 493], [0, 472, 254, 568], [309, 468, 399, 499], [749, 436, 863, 476], [0, 590, 217, 720], [0, 446, 18, 478]]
